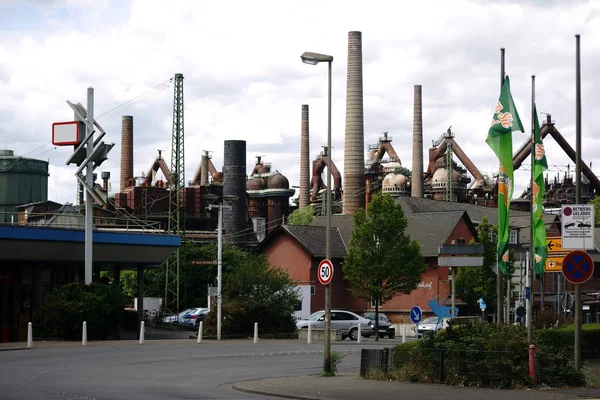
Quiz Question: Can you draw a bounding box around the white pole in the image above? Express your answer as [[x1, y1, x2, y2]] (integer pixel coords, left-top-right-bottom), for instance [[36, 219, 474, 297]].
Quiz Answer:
[[82, 321, 87, 346], [253, 322, 258, 344], [402, 325, 406, 343], [197, 321, 203, 344], [307, 322, 312, 344], [139, 321, 145, 344], [27, 322, 32, 349], [84, 87, 94, 285], [357, 323, 362, 343], [217, 206, 223, 341]]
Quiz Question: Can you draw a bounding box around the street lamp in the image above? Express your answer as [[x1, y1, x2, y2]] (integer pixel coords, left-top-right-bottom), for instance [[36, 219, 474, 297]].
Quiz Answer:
[[301, 50, 333, 374], [206, 194, 236, 341]]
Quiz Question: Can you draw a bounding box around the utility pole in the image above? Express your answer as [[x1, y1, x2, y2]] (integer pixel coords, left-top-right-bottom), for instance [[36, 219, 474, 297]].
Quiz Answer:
[[165, 73, 185, 317]]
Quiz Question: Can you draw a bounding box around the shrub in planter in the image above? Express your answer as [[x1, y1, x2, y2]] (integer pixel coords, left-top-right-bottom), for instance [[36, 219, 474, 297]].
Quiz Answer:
[[33, 282, 123, 340]]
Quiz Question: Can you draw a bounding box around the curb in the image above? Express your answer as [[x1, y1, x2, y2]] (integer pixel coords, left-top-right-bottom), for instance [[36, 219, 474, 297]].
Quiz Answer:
[[232, 383, 320, 400]]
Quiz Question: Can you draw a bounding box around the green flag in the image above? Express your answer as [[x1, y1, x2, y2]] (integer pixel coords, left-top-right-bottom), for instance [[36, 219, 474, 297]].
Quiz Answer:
[[485, 76, 524, 274], [532, 104, 548, 274]]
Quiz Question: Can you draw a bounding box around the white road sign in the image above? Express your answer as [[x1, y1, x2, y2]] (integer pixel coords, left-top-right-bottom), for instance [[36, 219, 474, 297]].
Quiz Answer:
[[318, 259, 334, 285], [561, 204, 595, 250]]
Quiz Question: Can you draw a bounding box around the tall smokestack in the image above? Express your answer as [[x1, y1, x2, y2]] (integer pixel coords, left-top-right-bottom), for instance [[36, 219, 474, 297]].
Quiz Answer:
[[223, 140, 247, 247], [299, 105, 310, 209], [120, 116, 133, 192], [343, 31, 365, 214], [411, 85, 424, 197], [201, 150, 210, 186]]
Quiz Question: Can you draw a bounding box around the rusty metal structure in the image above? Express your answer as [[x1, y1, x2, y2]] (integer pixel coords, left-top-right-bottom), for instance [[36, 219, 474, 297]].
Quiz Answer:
[[310, 146, 343, 214]]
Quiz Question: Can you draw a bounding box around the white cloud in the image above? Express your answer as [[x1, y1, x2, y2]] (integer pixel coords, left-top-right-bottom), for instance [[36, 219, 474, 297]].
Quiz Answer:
[[0, 0, 598, 206]]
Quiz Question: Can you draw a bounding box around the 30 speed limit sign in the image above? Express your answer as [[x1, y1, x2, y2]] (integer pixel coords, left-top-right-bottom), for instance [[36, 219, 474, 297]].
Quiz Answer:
[[318, 259, 334, 285]]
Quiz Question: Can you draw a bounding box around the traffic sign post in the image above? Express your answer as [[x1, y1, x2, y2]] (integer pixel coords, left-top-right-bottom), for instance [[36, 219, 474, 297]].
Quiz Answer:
[[318, 259, 334, 285], [410, 306, 422, 338]]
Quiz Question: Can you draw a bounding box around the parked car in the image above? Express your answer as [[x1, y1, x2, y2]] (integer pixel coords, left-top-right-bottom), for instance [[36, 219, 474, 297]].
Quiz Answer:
[[163, 308, 195, 324], [363, 312, 395, 339], [414, 316, 449, 337], [296, 310, 374, 340], [189, 308, 209, 329]]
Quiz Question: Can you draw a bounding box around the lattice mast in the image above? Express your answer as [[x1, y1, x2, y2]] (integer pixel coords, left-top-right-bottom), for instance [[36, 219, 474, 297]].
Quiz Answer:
[[165, 73, 185, 316]]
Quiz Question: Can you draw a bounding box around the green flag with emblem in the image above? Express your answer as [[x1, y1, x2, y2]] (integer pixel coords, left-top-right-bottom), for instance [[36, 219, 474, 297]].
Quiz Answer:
[[485, 76, 524, 274], [532, 104, 548, 274]]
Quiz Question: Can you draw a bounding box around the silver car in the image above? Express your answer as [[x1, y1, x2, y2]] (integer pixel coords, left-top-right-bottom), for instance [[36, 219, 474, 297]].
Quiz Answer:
[[296, 310, 374, 340], [414, 316, 449, 337]]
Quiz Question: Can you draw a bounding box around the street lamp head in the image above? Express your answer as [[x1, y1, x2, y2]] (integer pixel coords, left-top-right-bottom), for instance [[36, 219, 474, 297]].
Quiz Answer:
[[301, 51, 333, 65]]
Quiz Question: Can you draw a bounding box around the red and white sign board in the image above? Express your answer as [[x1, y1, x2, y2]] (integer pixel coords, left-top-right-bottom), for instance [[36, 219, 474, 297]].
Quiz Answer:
[[52, 121, 83, 146], [318, 259, 334, 285]]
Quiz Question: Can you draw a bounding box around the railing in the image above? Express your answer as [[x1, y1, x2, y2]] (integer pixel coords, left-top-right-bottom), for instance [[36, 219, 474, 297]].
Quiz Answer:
[[361, 347, 523, 388], [0, 212, 163, 232]]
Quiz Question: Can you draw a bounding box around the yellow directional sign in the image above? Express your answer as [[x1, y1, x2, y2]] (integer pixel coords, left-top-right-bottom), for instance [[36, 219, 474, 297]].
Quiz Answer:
[[545, 256, 564, 272], [546, 238, 563, 253]]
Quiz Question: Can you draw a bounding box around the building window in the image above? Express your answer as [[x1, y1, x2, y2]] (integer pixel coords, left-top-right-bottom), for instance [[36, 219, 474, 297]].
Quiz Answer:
[[370, 296, 382, 307], [595, 265, 600, 280], [509, 230, 518, 244], [310, 285, 315, 295]]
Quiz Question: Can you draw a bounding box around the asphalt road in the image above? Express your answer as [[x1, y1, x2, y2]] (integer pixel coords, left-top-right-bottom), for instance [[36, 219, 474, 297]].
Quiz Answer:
[[0, 337, 398, 400]]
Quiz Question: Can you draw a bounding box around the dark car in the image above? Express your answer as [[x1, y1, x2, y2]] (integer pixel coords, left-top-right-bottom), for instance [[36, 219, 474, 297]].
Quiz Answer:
[[363, 312, 395, 339], [577, 221, 591, 228], [564, 222, 575, 228]]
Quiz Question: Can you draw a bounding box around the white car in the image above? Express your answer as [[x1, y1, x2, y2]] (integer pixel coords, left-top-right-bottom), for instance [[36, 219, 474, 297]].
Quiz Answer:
[[414, 316, 449, 337], [296, 310, 374, 340]]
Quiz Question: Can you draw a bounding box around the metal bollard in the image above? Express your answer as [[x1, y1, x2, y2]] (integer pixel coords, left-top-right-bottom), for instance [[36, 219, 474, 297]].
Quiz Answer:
[[528, 344, 536, 382], [402, 325, 406, 343], [253, 322, 258, 344], [27, 322, 33, 349], [82, 321, 87, 346], [357, 324, 362, 343], [307, 322, 312, 344], [197, 321, 203, 344], [139, 321, 145, 344]]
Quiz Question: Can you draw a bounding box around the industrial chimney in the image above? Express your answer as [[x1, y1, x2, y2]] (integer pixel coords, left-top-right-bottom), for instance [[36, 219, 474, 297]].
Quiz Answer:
[[223, 140, 247, 247], [411, 85, 424, 197], [343, 31, 365, 214], [120, 116, 133, 193], [299, 105, 310, 209], [200, 150, 210, 186]]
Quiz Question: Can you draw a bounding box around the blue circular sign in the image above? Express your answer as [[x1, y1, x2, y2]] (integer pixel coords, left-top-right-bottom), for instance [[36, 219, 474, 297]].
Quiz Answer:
[[562, 250, 594, 284], [410, 306, 423, 324]]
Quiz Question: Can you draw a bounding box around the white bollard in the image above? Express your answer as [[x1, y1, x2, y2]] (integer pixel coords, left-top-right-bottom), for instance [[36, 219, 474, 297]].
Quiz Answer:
[[27, 322, 32, 349], [82, 321, 87, 346], [402, 325, 406, 343], [253, 322, 258, 344], [197, 321, 203, 344], [139, 321, 145, 344], [357, 323, 362, 343], [307, 323, 312, 344]]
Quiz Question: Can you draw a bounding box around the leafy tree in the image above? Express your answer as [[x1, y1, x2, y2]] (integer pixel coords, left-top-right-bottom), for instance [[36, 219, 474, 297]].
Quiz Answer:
[[204, 248, 299, 336], [287, 205, 314, 226], [455, 217, 498, 315], [343, 193, 426, 340], [590, 196, 600, 227]]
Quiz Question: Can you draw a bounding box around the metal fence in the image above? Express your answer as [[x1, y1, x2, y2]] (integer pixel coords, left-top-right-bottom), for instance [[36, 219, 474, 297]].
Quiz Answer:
[[361, 347, 523, 388]]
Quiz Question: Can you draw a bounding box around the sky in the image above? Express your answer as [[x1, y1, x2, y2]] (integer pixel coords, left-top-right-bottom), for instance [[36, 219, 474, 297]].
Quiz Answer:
[[0, 0, 599, 205]]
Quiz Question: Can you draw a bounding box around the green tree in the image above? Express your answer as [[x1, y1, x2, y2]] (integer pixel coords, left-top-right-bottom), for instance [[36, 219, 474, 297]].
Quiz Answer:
[[455, 217, 498, 314], [590, 196, 600, 227], [204, 247, 299, 336], [287, 205, 314, 226], [343, 193, 426, 340]]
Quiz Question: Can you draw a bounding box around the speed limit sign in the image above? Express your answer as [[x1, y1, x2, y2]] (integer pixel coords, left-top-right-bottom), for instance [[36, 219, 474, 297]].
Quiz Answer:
[[318, 259, 334, 285]]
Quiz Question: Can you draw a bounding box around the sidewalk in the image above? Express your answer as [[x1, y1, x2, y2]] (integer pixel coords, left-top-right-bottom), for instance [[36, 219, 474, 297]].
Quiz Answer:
[[232, 373, 600, 400]]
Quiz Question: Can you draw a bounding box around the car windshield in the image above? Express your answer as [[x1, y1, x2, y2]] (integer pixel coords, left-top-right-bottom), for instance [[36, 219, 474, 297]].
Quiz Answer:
[[308, 311, 324, 321], [364, 313, 375, 320], [422, 317, 440, 324]]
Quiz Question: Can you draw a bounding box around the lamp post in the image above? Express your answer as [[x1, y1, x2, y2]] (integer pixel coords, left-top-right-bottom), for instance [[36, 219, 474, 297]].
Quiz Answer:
[[207, 194, 234, 341], [301, 51, 333, 374]]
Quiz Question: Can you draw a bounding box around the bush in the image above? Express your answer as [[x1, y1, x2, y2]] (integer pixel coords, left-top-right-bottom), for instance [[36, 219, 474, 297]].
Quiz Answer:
[[33, 283, 123, 340], [390, 322, 586, 388]]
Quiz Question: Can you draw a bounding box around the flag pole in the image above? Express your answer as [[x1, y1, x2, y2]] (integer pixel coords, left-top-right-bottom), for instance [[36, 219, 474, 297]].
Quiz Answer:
[[528, 76, 535, 344], [497, 48, 505, 325]]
